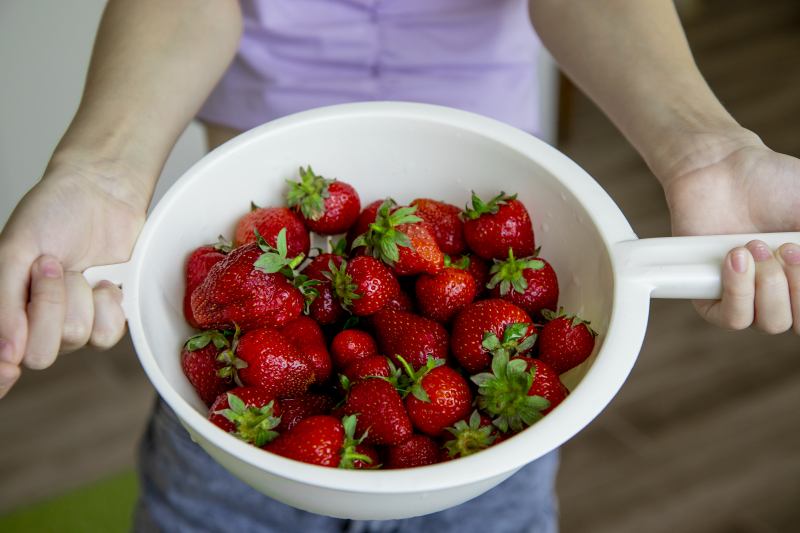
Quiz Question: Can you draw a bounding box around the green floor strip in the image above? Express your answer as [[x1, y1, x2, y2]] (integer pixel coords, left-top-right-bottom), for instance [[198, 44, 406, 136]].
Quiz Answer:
[[0, 470, 138, 533]]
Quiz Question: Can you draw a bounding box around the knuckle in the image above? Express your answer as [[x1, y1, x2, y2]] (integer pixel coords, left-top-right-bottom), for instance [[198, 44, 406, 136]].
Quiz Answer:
[[62, 320, 91, 346]]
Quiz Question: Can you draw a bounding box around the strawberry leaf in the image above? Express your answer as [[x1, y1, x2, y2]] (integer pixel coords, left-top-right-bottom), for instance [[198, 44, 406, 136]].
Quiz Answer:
[[286, 166, 332, 221]]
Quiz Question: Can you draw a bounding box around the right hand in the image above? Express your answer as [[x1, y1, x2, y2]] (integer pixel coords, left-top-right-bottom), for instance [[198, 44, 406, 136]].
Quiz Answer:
[[0, 157, 149, 398]]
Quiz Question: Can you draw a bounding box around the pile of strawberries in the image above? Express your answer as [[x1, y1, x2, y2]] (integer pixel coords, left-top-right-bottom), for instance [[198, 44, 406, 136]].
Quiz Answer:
[[180, 166, 597, 469]]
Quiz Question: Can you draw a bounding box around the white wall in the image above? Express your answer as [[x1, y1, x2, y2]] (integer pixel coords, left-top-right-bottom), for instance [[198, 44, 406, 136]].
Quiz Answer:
[[0, 0, 206, 228]]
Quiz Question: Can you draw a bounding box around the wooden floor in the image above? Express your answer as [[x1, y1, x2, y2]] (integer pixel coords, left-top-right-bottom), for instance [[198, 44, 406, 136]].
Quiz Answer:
[[1, 1, 799, 531]]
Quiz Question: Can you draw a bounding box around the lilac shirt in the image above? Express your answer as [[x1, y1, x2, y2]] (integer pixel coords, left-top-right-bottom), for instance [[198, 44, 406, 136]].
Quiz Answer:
[[198, 0, 543, 135]]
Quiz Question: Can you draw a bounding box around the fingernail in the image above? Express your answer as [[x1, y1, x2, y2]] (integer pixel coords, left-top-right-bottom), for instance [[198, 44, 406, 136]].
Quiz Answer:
[[747, 241, 772, 262], [0, 339, 14, 364], [781, 243, 800, 265], [39, 257, 63, 279], [731, 250, 748, 274]]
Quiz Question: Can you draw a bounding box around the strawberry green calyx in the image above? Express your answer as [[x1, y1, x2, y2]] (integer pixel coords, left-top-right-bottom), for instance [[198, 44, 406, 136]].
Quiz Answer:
[[185, 328, 246, 386], [471, 351, 550, 433], [393, 355, 445, 402], [325, 259, 361, 310], [351, 199, 422, 266], [338, 414, 375, 469], [487, 248, 544, 295], [293, 273, 321, 314], [443, 255, 470, 270], [215, 325, 247, 386], [213, 235, 234, 254], [443, 410, 497, 459], [482, 323, 537, 360], [217, 392, 281, 447], [253, 228, 305, 276], [329, 238, 348, 257], [286, 166, 333, 221], [541, 307, 598, 336], [185, 329, 230, 352], [462, 191, 516, 220]]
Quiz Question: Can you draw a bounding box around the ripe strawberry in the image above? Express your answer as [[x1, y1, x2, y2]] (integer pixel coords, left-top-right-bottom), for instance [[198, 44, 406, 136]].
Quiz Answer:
[[208, 388, 281, 446], [385, 434, 440, 469], [327, 256, 399, 316], [330, 329, 377, 370], [341, 355, 393, 383], [371, 309, 449, 370], [487, 249, 559, 318], [451, 299, 534, 373], [302, 251, 347, 325], [410, 198, 466, 255], [343, 378, 412, 446], [346, 199, 384, 248], [538, 308, 598, 374], [276, 393, 337, 433], [458, 254, 490, 296], [384, 289, 414, 312], [265, 414, 374, 468], [236, 327, 315, 398], [441, 410, 497, 460], [398, 357, 473, 437], [514, 356, 568, 414], [352, 443, 381, 469], [280, 316, 332, 384], [287, 166, 361, 235], [352, 200, 443, 276], [183, 243, 229, 328], [234, 205, 310, 257], [181, 329, 240, 405], [191, 233, 305, 330], [462, 192, 535, 260], [302, 251, 345, 282], [415, 265, 477, 323]]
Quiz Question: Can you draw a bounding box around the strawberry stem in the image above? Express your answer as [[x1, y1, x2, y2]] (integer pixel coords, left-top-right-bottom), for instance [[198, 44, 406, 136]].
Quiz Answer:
[[286, 166, 332, 221], [351, 199, 422, 266], [443, 410, 497, 458], [462, 191, 515, 220], [487, 248, 544, 295], [216, 392, 281, 446]]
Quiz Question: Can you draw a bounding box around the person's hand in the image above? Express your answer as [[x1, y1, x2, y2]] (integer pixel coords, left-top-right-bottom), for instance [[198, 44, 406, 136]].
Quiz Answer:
[[0, 157, 149, 397], [662, 129, 800, 334]]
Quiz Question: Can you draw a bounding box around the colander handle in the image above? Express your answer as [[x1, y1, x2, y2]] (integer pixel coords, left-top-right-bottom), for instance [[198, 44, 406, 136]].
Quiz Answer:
[[82, 262, 132, 314], [613, 232, 800, 299]]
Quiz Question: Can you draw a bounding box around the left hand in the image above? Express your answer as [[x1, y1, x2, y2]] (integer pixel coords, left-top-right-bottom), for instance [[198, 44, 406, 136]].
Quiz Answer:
[[662, 128, 800, 334]]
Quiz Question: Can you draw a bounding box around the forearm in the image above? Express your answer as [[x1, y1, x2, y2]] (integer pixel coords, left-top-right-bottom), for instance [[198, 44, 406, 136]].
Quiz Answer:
[[529, 0, 757, 183], [52, 0, 242, 209]]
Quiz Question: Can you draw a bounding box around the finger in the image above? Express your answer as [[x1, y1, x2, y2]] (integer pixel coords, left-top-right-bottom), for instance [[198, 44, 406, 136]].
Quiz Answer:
[[24, 255, 67, 369], [89, 281, 126, 349], [60, 272, 94, 353], [0, 250, 32, 367], [777, 243, 800, 335], [694, 247, 755, 330], [748, 240, 793, 334], [0, 361, 22, 400]]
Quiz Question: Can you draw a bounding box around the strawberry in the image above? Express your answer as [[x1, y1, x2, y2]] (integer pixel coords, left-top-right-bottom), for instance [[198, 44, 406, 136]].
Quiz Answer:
[[410, 198, 466, 255], [276, 393, 337, 433], [330, 329, 377, 370], [302, 251, 345, 282], [397, 357, 473, 437], [371, 309, 449, 370], [234, 205, 310, 257], [352, 200, 443, 276], [208, 388, 281, 446], [451, 299, 534, 374], [458, 254, 490, 296], [280, 316, 332, 384], [514, 356, 568, 414], [183, 242, 229, 328], [191, 232, 306, 330], [265, 414, 374, 468], [385, 434, 440, 469], [352, 443, 381, 469], [415, 264, 477, 323], [487, 249, 559, 318], [537, 308, 598, 374], [441, 410, 497, 460], [384, 289, 414, 312], [287, 166, 361, 235], [327, 256, 399, 316], [341, 355, 393, 383], [346, 199, 384, 248], [302, 251, 347, 325], [181, 329, 240, 405], [236, 327, 315, 398], [343, 378, 413, 446], [462, 192, 535, 260]]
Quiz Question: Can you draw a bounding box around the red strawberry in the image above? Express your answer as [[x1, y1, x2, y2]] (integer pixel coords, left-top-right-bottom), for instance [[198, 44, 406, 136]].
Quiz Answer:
[[276, 393, 337, 433], [514, 356, 568, 414], [487, 249, 559, 318], [330, 329, 377, 370], [234, 205, 310, 257], [346, 199, 384, 247], [181, 329, 239, 405], [410, 198, 466, 255], [352, 444, 381, 469], [352, 200, 444, 276], [342, 355, 393, 383], [538, 309, 598, 374], [415, 265, 477, 323], [441, 410, 497, 460], [398, 357, 473, 437], [343, 378, 413, 446], [208, 388, 281, 446], [191, 234, 305, 330], [303, 253, 345, 282], [384, 289, 414, 312], [458, 254, 490, 296], [236, 327, 315, 398], [386, 434, 440, 469], [462, 192, 535, 260], [371, 309, 449, 370], [183, 243, 228, 328], [281, 316, 332, 384], [451, 299, 535, 374], [287, 166, 361, 235], [328, 256, 400, 316], [307, 283, 347, 325], [265, 414, 374, 468]]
